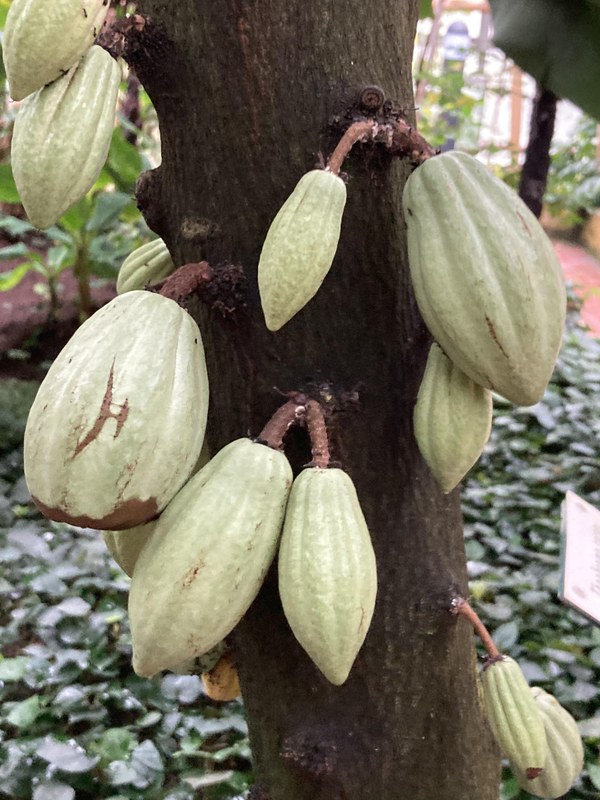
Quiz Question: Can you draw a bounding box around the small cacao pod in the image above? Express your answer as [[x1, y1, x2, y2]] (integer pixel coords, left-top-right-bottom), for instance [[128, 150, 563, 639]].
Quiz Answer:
[[258, 169, 346, 331], [11, 45, 121, 229], [512, 687, 584, 798], [103, 440, 211, 576], [24, 291, 209, 530], [481, 656, 547, 778], [4, 0, 110, 101], [116, 239, 175, 295], [103, 523, 155, 578], [278, 467, 377, 685], [413, 343, 492, 492], [403, 151, 566, 405], [201, 651, 242, 702], [170, 641, 228, 676], [129, 439, 292, 677]]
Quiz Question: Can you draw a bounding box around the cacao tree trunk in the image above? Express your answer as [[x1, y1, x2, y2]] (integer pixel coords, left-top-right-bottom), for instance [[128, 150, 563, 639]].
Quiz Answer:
[[128, 2, 499, 798]]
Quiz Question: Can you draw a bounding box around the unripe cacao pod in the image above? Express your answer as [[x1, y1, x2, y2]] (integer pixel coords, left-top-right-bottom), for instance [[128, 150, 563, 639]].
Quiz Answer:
[[129, 439, 292, 677], [278, 467, 377, 685], [403, 151, 566, 405], [103, 523, 155, 578], [258, 169, 346, 331], [512, 687, 584, 798], [116, 239, 175, 295], [24, 291, 209, 530], [170, 641, 228, 676], [481, 656, 547, 777], [11, 45, 121, 229], [413, 343, 492, 492], [201, 651, 242, 702], [4, 0, 110, 101]]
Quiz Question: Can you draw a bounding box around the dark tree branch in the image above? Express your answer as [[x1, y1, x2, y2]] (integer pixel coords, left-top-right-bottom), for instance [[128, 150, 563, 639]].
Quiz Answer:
[[518, 85, 558, 219]]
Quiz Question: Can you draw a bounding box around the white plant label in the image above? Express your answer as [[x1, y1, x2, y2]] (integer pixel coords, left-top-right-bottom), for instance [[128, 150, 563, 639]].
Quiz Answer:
[[560, 490, 600, 626]]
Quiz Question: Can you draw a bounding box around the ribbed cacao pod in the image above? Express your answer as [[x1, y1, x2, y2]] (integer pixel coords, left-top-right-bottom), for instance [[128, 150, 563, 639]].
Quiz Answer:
[[24, 291, 209, 530], [403, 151, 566, 405], [413, 343, 492, 493], [11, 45, 121, 229], [103, 523, 154, 578], [481, 656, 547, 777], [512, 687, 584, 798], [258, 169, 346, 331], [201, 651, 242, 702], [4, 0, 110, 101], [129, 439, 292, 677], [170, 641, 228, 676], [278, 467, 377, 685], [116, 239, 175, 295]]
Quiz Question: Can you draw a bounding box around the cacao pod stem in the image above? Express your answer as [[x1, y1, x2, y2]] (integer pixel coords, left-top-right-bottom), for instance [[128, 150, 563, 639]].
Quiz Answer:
[[305, 399, 330, 469], [258, 399, 307, 450], [451, 597, 501, 660]]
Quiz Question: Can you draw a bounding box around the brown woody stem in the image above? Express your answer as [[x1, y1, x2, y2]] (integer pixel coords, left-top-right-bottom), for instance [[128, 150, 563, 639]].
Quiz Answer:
[[451, 598, 501, 660], [326, 117, 436, 176], [158, 261, 214, 303], [259, 400, 306, 451], [305, 399, 330, 469], [326, 120, 378, 175]]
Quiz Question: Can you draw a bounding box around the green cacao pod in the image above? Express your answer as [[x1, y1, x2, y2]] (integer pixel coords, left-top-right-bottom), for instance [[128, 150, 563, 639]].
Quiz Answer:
[[170, 641, 228, 676], [116, 239, 175, 295], [24, 291, 209, 530], [129, 438, 292, 677], [278, 467, 377, 685], [103, 522, 155, 578], [4, 0, 110, 101], [403, 151, 566, 406], [11, 45, 121, 229], [512, 687, 584, 798], [258, 169, 346, 331], [481, 656, 547, 778], [413, 343, 492, 493]]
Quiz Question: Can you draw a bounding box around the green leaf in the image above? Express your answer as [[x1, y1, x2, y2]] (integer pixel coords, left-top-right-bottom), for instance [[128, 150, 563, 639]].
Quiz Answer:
[[489, 0, 600, 119], [6, 695, 42, 728], [419, 0, 433, 18], [86, 192, 134, 234], [0, 261, 33, 290], [0, 656, 28, 681], [37, 737, 99, 774], [105, 128, 143, 192], [32, 782, 75, 800], [587, 762, 600, 790], [0, 163, 20, 203]]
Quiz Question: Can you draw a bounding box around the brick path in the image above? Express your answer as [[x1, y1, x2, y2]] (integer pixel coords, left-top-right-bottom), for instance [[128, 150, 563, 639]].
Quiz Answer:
[[554, 240, 600, 337]]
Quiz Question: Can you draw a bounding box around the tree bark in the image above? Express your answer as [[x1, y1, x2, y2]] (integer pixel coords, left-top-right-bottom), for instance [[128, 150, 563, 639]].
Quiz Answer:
[[128, 2, 499, 798], [518, 85, 558, 219]]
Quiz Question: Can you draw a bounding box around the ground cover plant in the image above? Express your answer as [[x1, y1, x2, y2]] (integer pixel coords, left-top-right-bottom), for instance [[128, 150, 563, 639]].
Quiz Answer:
[[0, 309, 599, 798]]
